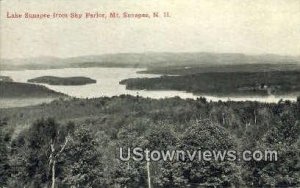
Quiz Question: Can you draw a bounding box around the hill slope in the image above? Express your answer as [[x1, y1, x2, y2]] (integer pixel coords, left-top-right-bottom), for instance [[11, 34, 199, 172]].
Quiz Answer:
[[0, 82, 67, 98]]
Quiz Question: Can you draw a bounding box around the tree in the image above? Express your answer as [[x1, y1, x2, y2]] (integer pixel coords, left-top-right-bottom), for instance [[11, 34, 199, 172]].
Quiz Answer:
[[0, 126, 10, 186], [173, 120, 243, 187], [245, 118, 300, 187], [144, 123, 179, 187], [61, 125, 105, 187], [11, 118, 74, 187], [110, 122, 149, 187]]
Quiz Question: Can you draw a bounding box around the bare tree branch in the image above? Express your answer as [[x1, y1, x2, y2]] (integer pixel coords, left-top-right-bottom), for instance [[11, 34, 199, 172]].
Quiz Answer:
[[55, 134, 70, 158]]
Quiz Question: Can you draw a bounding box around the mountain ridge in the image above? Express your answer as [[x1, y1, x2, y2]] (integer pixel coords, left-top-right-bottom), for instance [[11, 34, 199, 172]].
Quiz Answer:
[[1, 52, 300, 70]]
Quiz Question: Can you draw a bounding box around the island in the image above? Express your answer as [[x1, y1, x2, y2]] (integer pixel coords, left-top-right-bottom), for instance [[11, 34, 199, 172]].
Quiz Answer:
[[28, 76, 97, 85]]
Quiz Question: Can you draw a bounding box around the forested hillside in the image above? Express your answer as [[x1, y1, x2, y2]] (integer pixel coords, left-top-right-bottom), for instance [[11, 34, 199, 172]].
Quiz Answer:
[[0, 96, 299, 187], [121, 71, 300, 96], [0, 82, 67, 98]]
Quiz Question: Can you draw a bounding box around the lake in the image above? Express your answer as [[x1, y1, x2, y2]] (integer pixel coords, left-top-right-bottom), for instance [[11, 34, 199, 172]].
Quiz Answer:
[[1, 67, 297, 103]]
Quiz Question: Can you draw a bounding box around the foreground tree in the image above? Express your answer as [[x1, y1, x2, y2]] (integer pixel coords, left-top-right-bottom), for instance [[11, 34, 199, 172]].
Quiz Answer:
[[61, 125, 104, 187], [11, 118, 74, 187], [144, 124, 179, 187], [0, 125, 10, 186], [245, 117, 300, 187], [173, 120, 243, 187]]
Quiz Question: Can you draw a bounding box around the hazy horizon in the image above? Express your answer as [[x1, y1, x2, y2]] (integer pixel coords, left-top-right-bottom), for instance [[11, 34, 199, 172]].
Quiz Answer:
[[2, 51, 300, 61]]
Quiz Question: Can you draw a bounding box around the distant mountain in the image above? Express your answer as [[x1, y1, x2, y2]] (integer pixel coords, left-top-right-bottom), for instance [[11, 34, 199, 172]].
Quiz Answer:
[[0, 56, 69, 70], [1, 52, 300, 70]]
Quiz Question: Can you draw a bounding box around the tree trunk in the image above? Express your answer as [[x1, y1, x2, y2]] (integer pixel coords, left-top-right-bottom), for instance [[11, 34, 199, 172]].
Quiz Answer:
[[51, 160, 56, 188], [50, 140, 56, 188], [49, 136, 69, 188], [254, 111, 257, 125], [222, 113, 225, 125], [147, 161, 151, 188]]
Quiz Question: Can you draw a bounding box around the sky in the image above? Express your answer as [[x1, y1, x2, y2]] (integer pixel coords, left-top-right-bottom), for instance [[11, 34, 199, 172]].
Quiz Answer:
[[1, 0, 300, 59]]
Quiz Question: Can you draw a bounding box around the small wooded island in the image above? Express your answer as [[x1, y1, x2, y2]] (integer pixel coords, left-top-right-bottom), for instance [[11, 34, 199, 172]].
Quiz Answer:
[[28, 76, 97, 85]]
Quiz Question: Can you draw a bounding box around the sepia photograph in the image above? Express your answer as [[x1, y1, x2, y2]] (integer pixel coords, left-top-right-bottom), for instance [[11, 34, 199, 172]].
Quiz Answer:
[[0, 0, 299, 187]]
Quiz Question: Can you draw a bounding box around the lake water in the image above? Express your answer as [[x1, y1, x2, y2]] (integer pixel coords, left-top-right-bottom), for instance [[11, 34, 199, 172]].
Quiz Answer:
[[1, 67, 297, 103]]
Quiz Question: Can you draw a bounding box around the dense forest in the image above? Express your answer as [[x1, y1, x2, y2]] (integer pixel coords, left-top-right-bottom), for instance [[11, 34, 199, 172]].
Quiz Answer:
[[0, 95, 299, 187], [120, 71, 300, 96]]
